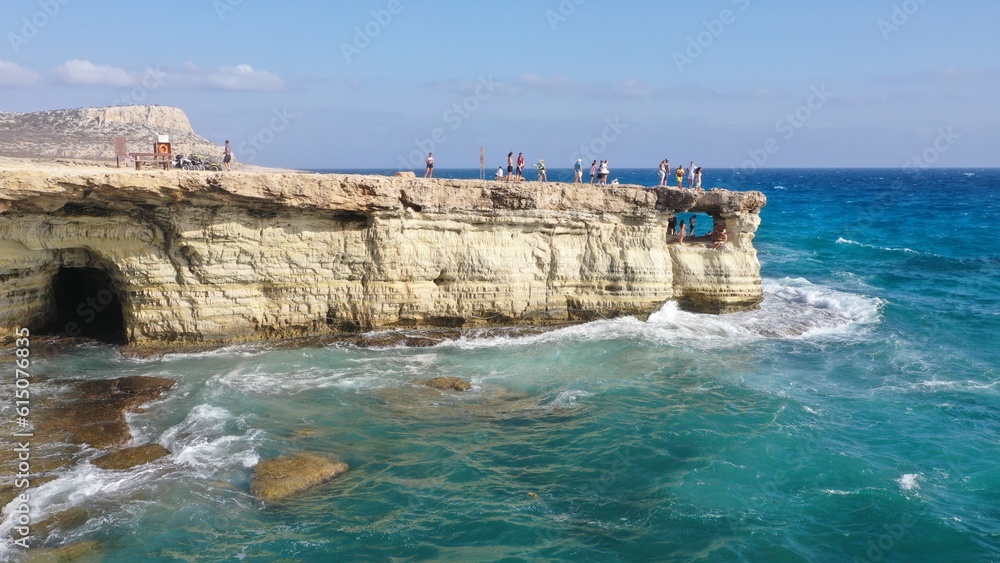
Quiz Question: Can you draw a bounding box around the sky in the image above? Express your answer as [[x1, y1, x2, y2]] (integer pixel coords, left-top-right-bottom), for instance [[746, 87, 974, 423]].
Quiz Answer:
[[1, 0, 998, 170]]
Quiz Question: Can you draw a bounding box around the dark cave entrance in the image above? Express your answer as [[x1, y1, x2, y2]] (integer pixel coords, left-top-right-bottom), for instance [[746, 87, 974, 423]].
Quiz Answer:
[[50, 267, 126, 343]]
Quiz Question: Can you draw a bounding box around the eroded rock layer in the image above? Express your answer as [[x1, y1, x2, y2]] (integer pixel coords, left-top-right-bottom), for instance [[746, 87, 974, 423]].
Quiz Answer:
[[0, 168, 765, 349]]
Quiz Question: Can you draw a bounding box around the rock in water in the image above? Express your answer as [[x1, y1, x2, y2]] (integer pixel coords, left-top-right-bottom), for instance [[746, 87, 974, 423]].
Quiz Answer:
[[38, 376, 175, 448], [250, 453, 349, 501], [417, 376, 473, 391], [25, 540, 103, 562], [29, 507, 88, 543], [92, 444, 170, 470]]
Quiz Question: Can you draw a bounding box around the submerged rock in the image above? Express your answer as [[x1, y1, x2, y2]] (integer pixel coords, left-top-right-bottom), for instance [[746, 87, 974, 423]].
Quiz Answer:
[[38, 376, 175, 448], [355, 332, 457, 349], [30, 507, 89, 543], [417, 376, 473, 392], [92, 444, 170, 471], [250, 453, 349, 501], [25, 540, 103, 562]]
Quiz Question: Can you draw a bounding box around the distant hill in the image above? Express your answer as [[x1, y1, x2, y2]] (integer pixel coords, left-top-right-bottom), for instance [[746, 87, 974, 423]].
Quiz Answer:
[[0, 105, 224, 162]]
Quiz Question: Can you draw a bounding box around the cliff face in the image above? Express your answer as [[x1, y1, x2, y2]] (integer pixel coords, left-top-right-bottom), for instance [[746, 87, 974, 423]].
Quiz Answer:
[[0, 167, 765, 349], [0, 105, 222, 161]]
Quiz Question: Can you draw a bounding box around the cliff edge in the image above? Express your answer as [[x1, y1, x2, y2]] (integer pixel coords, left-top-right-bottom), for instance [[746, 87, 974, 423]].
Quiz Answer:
[[0, 166, 766, 349]]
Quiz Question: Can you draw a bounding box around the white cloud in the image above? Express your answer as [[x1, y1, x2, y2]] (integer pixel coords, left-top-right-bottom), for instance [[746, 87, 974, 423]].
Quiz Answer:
[[518, 73, 577, 97], [43, 60, 285, 92], [514, 74, 657, 100], [165, 62, 285, 91], [0, 60, 41, 87], [201, 64, 285, 92], [53, 59, 135, 87], [430, 75, 657, 100], [612, 79, 655, 98]]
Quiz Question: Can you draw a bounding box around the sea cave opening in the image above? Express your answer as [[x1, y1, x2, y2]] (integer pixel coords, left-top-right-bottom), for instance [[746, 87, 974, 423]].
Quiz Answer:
[[50, 267, 126, 343]]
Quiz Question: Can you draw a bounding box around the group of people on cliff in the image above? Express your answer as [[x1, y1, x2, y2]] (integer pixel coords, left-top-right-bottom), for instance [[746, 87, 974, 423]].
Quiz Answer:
[[430, 152, 705, 189], [658, 159, 702, 189]]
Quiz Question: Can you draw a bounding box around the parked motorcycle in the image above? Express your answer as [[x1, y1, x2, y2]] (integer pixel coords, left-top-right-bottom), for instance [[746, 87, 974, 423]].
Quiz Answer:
[[173, 154, 194, 170], [174, 153, 223, 171]]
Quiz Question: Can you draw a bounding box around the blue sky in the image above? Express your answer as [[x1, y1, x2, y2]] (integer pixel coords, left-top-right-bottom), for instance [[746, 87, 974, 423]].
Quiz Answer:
[[1, 0, 997, 169]]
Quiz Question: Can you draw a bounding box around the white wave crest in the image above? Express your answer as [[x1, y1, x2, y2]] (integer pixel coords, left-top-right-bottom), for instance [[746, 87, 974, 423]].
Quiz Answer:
[[159, 404, 261, 472], [897, 473, 921, 491], [836, 237, 928, 256], [438, 277, 881, 351], [543, 389, 594, 408]]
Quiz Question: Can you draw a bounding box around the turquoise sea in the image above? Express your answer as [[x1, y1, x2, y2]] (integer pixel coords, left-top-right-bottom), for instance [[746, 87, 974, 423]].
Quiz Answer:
[[2, 169, 998, 562]]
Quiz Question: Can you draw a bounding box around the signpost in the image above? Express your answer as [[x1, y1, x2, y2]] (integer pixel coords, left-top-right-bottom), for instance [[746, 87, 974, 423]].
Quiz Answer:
[[113, 136, 127, 168]]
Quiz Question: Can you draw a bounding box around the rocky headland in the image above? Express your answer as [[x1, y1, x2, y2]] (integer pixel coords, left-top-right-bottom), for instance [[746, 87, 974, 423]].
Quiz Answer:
[[0, 162, 765, 351], [0, 104, 766, 351], [0, 105, 222, 163]]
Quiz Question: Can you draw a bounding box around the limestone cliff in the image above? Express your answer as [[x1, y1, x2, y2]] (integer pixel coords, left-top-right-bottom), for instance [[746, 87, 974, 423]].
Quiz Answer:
[[0, 105, 222, 161], [0, 165, 766, 349]]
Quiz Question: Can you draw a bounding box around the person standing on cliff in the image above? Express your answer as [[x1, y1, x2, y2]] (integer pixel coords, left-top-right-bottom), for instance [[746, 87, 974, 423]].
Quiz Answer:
[[658, 159, 668, 186], [590, 160, 598, 184], [535, 159, 547, 182], [424, 153, 434, 178], [516, 152, 525, 180], [223, 140, 233, 171], [694, 167, 703, 190], [675, 164, 685, 188], [688, 161, 696, 188], [574, 159, 583, 183], [507, 152, 514, 180]]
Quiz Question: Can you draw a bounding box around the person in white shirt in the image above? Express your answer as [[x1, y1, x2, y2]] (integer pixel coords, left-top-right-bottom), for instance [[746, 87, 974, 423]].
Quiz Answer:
[[424, 153, 434, 178]]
